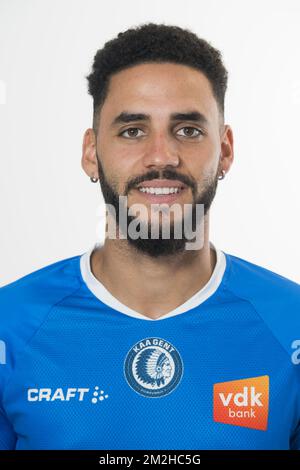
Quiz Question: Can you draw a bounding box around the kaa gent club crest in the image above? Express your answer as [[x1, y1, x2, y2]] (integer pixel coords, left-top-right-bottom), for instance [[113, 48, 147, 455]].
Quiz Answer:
[[124, 337, 184, 397]]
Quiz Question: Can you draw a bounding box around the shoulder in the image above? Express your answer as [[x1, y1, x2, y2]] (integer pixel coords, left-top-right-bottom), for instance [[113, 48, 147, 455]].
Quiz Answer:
[[0, 253, 83, 312], [0, 254, 84, 372], [225, 251, 300, 300], [224, 251, 300, 358]]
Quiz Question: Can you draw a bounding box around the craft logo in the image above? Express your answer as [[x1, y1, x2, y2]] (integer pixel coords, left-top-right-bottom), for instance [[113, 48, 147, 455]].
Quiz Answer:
[[27, 386, 109, 404], [213, 375, 269, 430], [124, 337, 184, 397]]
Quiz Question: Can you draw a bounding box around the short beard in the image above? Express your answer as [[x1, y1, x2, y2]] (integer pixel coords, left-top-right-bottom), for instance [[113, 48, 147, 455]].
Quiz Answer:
[[96, 153, 219, 258]]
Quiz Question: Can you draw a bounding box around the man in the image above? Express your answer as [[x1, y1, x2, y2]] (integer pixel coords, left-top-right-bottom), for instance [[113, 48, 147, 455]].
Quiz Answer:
[[0, 23, 299, 450]]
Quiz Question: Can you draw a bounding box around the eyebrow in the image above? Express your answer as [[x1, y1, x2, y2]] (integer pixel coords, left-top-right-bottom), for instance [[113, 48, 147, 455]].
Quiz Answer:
[[111, 110, 209, 127]]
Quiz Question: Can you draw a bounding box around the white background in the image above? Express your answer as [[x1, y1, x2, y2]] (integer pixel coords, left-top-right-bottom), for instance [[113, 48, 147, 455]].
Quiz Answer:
[[0, 0, 299, 285]]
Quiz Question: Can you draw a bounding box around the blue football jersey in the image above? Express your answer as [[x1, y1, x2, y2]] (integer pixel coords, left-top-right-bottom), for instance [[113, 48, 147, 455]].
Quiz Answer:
[[0, 243, 299, 450]]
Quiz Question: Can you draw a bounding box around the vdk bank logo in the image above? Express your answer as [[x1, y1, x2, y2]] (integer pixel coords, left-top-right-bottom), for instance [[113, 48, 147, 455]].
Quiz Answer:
[[213, 375, 269, 430], [124, 337, 183, 397]]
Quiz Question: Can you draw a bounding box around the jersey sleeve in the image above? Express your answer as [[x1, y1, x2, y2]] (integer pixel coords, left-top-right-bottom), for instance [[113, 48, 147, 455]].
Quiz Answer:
[[0, 406, 17, 449], [0, 255, 83, 450]]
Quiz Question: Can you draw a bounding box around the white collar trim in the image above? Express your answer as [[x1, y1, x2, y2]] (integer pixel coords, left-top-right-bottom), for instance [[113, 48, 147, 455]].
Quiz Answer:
[[80, 242, 226, 321]]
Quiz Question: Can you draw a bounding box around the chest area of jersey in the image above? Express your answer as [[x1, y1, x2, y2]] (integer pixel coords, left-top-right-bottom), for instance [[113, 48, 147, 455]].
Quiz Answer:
[[6, 330, 293, 449]]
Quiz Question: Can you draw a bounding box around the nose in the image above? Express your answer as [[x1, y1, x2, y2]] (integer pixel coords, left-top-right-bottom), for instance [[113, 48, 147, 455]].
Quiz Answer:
[[142, 132, 180, 169]]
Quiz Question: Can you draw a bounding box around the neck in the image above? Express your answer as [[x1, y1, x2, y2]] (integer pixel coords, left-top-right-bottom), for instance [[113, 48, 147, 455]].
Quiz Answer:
[[90, 214, 216, 319]]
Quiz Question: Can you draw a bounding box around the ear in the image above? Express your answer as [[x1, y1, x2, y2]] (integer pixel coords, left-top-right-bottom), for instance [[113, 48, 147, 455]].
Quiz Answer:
[[81, 128, 98, 179], [219, 124, 234, 175]]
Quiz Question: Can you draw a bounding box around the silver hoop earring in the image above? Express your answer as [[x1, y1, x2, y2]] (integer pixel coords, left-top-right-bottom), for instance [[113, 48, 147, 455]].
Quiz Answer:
[[218, 169, 226, 180], [90, 176, 99, 183]]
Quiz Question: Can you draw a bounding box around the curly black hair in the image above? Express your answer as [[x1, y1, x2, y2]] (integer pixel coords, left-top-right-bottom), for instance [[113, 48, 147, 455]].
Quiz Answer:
[[86, 22, 228, 130]]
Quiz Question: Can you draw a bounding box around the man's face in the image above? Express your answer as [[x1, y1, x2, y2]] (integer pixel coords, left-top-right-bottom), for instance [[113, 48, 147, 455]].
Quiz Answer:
[[83, 62, 233, 256]]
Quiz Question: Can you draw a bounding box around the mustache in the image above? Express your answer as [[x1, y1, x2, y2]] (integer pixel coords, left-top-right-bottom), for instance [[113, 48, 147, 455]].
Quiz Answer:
[[125, 169, 197, 195]]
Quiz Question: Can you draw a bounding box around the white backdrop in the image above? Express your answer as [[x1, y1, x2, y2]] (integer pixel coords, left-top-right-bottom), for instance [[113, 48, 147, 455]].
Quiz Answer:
[[0, 0, 299, 285]]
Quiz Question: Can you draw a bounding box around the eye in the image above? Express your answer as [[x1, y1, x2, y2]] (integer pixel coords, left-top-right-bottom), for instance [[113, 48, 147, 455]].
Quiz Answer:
[[176, 127, 203, 138], [119, 127, 145, 138]]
